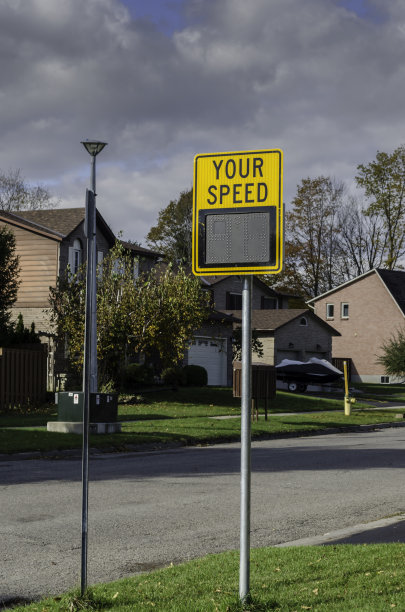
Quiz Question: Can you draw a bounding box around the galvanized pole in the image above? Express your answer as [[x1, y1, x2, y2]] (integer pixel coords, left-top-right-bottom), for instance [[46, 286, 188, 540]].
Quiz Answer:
[[81, 189, 95, 596], [239, 275, 252, 602], [90, 155, 97, 394]]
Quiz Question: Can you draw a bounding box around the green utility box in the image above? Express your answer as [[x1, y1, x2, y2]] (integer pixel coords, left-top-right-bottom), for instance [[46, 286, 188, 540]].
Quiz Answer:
[[56, 392, 118, 423]]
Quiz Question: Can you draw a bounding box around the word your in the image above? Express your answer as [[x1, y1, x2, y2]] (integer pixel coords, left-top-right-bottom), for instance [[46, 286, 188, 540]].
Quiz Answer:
[[206, 156, 269, 206]]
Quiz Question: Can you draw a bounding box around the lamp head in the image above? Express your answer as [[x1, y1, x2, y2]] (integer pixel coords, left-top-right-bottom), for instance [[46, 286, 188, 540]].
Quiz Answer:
[[81, 140, 107, 156]]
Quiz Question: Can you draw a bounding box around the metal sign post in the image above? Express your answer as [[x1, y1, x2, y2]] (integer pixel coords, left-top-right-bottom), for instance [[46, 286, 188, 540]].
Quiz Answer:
[[192, 147, 283, 605], [81, 189, 95, 596], [239, 276, 252, 602]]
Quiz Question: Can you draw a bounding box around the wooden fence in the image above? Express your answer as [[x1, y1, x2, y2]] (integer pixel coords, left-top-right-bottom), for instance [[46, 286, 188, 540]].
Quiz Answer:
[[0, 344, 48, 411]]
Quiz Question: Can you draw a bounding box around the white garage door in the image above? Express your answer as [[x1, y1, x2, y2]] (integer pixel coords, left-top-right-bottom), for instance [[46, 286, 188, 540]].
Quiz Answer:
[[188, 336, 227, 386]]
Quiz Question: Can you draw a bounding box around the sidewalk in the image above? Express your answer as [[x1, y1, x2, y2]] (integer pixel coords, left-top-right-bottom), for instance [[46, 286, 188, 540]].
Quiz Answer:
[[276, 514, 405, 547]]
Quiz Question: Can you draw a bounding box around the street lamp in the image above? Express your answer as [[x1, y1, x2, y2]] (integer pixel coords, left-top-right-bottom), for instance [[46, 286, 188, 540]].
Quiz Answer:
[[80, 139, 107, 597], [81, 139, 107, 198], [81, 140, 107, 393]]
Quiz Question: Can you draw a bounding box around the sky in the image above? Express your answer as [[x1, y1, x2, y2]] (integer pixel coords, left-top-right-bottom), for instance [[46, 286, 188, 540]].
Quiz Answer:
[[0, 0, 404, 245]]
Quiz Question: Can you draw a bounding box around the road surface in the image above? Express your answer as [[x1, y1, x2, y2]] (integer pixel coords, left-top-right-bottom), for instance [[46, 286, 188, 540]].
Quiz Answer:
[[2, 427, 405, 605]]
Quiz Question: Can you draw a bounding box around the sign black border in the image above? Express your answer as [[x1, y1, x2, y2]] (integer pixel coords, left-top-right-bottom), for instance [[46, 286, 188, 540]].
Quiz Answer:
[[198, 206, 277, 270]]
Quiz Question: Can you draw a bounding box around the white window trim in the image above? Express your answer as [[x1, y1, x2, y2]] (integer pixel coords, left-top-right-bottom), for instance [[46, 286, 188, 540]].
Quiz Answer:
[[326, 303, 334, 320], [341, 302, 349, 319]]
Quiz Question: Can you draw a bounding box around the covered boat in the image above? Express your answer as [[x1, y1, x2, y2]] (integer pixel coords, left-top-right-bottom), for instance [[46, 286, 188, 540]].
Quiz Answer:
[[275, 357, 343, 392]]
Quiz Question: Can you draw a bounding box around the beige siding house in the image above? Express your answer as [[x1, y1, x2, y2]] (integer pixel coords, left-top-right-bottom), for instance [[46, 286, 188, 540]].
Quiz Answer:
[[1, 208, 161, 389], [308, 269, 405, 383]]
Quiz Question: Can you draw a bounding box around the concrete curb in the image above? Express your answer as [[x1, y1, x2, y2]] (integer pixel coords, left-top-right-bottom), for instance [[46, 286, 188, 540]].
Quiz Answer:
[[276, 513, 405, 547], [2, 419, 405, 461]]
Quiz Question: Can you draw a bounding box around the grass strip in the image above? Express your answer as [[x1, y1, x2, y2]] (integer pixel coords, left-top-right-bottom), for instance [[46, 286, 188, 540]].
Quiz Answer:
[[0, 409, 404, 454], [9, 543, 405, 611]]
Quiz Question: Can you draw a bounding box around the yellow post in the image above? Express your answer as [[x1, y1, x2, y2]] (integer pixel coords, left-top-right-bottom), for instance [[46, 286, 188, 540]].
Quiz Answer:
[[343, 361, 351, 415]]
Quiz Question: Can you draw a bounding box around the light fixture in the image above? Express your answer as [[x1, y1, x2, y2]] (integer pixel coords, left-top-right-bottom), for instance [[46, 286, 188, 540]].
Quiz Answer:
[[81, 140, 107, 156]]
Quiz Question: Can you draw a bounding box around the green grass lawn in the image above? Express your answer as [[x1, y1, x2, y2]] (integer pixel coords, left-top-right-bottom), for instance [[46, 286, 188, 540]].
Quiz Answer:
[[0, 386, 404, 455], [9, 543, 405, 611], [352, 382, 405, 403]]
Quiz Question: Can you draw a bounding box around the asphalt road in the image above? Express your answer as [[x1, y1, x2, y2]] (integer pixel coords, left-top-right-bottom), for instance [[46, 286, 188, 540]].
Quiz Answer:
[[2, 427, 405, 606]]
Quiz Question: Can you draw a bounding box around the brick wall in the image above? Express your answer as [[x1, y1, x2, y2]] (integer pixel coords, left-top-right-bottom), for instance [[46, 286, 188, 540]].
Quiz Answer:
[[312, 272, 405, 382]]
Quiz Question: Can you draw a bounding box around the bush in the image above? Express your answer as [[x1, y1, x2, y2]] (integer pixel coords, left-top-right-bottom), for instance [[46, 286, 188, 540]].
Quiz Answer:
[[183, 364, 208, 386], [121, 363, 154, 389], [161, 365, 186, 386]]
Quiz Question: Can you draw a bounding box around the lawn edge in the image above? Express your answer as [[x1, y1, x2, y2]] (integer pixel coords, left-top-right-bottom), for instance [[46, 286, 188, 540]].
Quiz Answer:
[[2, 419, 405, 461]]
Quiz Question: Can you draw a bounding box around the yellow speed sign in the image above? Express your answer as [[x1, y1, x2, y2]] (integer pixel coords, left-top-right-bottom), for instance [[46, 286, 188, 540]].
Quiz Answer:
[[192, 149, 283, 276]]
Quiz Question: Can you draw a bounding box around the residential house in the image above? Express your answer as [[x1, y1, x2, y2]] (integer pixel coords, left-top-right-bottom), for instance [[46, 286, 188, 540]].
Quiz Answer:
[[0, 207, 161, 388], [182, 275, 299, 386], [307, 268, 405, 383], [201, 275, 293, 310], [224, 308, 340, 366]]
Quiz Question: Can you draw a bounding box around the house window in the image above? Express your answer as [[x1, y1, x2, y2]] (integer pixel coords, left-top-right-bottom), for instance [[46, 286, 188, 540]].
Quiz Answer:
[[226, 292, 242, 309], [133, 259, 139, 279], [97, 251, 104, 280], [261, 296, 277, 310], [381, 376, 390, 384], [299, 317, 308, 326], [69, 239, 82, 275], [341, 303, 349, 319], [326, 303, 334, 319]]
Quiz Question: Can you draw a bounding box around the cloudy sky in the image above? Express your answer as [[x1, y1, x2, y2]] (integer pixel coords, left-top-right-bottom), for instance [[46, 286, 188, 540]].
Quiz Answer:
[[1, 0, 404, 244]]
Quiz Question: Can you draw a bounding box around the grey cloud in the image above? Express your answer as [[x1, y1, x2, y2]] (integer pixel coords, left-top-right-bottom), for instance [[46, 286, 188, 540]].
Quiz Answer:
[[0, 0, 404, 243]]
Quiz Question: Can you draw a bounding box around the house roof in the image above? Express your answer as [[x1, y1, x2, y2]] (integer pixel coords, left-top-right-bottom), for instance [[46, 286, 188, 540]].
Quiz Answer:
[[0, 210, 64, 240], [200, 275, 298, 298], [307, 268, 405, 317], [9, 207, 116, 246], [376, 269, 405, 316], [121, 240, 162, 259], [14, 208, 86, 236], [222, 308, 340, 335]]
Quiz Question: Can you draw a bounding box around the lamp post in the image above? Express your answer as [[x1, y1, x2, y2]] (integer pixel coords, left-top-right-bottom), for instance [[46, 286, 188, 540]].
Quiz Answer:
[[81, 140, 107, 393], [80, 139, 107, 596]]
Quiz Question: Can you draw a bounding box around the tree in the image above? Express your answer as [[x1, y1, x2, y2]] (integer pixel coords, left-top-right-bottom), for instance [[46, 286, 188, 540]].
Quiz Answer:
[[232, 327, 263, 361], [146, 189, 192, 266], [337, 196, 388, 279], [0, 168, 58, 211], [49, 241, 209, 388], [377, 329, 405, 379], [356, 145, 405, 269], [282, 176, 346, 299], [131, 264, 210, 368], [0, 226, 20, 343]]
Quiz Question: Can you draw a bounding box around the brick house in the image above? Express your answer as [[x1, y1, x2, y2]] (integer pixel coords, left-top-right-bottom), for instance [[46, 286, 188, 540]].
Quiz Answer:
[[225, 309, 339, 365], [307, 268, 405, 383]]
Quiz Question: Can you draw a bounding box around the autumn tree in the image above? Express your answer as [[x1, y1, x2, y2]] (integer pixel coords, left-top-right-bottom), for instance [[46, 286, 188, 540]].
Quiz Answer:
[[282, 176, 346, 299], [356, 145, 405, 269], [0, 226, 20, 343], [0, 168, 58, 211], [146, 189, 192, 266], [130, 264, 210, 367]]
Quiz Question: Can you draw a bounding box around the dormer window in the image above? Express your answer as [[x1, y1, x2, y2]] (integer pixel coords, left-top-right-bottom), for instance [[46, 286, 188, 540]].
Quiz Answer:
[[299, 317, 308, 326]]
